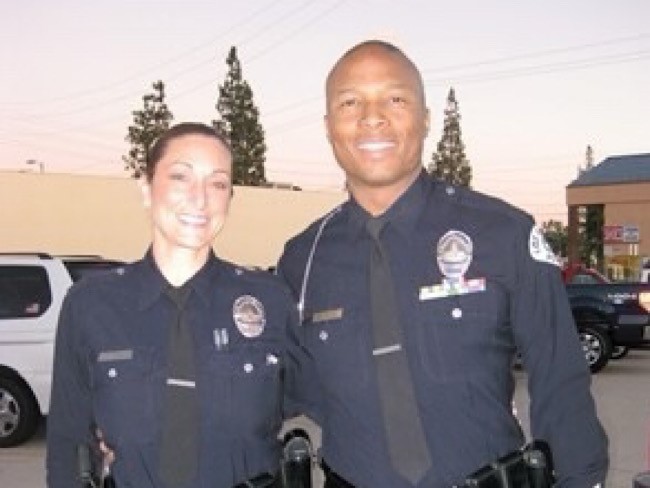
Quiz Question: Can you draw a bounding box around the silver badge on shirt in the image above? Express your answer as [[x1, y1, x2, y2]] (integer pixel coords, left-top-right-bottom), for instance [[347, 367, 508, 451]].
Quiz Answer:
[[232, 295, 266, 338], [437, 230, 473, 281], [420, 230, 486, 300]]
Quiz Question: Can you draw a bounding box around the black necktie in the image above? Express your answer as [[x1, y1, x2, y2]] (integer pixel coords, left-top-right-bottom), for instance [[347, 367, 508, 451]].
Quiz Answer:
[[367, 216, 431, 484], [159, 285, 199, 487]]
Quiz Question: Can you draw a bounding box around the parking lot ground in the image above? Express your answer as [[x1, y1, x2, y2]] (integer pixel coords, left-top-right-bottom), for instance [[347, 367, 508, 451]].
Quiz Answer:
[[513, 349, 650, 488], [2, 350, 649, 488], [590, 350, 650, 487], [0, 416, 46, 487]]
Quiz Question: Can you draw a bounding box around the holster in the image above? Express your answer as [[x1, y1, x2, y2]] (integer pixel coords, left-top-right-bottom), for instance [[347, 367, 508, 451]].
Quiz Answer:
[[463, 440, 555, 488], [281, 428, 313, 488], [235, 427, 314, 488]]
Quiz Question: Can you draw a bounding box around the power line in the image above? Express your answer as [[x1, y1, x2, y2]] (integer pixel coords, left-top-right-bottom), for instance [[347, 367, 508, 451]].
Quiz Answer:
[[4, 25, 648, 184], [245, 0, 347, 64], [424, 49, 650, 86], [7, 0, 343, 120], [6, 29, 647, 127], [172, 0, 348, 102], [0, 1, 280, 106], [420, 33, 650, 75]]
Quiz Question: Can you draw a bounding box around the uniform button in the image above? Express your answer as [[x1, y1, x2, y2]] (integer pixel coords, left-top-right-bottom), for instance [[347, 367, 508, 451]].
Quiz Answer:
[[451, 307, 462, 319], [108, 367, 117, 378], [319, 330, 328, 341], [266, 353, 278, 365], [243, 362, 254, 373], [446, 186, 455, 196], [235, 268, 243, 275]]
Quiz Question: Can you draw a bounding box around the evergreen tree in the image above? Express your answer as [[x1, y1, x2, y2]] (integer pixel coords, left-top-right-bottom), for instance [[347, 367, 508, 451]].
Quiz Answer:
[[584, 144, 594, 171], [578, 145, 604, 270], [213, 46, 267, 186], [541, 219, 568, 258], [427, 87, 472, 187], [123, 81, 173, 178]]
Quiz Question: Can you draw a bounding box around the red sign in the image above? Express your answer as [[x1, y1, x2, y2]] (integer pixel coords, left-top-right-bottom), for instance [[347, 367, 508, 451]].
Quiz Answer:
[[603, 225, 623, 243]]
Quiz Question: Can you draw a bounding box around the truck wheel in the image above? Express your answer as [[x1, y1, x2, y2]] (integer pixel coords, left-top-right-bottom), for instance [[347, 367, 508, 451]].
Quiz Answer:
[[610, 345, 629, 360], [0, 377, 40, 448], [578, 325, 612, 374]]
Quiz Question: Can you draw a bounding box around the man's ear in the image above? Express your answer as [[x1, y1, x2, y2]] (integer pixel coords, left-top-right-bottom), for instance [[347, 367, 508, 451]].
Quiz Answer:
[[138, 177, 152, 208]]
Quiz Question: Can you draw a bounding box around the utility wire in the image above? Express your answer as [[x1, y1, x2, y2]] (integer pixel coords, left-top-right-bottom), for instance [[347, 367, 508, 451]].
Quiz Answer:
[[0, 1, 279, 106], [424, 49, 650, 86], [420, 32, 650, 74]]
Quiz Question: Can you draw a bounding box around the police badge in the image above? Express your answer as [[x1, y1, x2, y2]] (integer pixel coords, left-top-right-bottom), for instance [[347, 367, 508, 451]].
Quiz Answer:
[[436, 230, 473, 282], [419, 230, 486, 301], [232, 295, 266, 338]]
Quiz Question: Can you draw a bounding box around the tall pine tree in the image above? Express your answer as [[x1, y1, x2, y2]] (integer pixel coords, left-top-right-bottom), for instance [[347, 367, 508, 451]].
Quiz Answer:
[[213, 47, 267, 186], [427, 87, 472, 187], [541, 219, 568, 258], [578, 145, 604, 269], [123, 80, 173, 178]]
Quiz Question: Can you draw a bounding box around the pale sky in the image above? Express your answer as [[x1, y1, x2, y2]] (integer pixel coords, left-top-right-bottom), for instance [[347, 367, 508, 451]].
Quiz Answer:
[[1, 0, 649, 223]]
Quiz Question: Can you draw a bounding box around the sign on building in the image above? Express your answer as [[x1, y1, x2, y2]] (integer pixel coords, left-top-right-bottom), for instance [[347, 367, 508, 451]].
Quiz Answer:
[[603, 224, 640, 244]]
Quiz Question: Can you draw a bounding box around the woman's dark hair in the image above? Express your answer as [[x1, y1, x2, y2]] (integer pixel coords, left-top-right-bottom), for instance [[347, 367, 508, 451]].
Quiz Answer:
[[145, 122, 231, 182]]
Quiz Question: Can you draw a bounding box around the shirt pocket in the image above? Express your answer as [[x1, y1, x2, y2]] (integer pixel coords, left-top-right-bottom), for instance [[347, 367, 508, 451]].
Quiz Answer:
[[416, 283, 510, 380], [301, 306, 369, 394], [207, 343, 283, 437], [91, 347, 156, 444]]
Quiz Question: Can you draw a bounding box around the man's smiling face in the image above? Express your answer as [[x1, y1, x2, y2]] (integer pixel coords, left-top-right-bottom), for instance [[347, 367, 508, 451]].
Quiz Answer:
[[325, 44, 430, 196]]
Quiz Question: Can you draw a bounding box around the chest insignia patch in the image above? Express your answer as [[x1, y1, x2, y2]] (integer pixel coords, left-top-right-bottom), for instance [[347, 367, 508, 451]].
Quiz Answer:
[[232, 295, 266, 338], [528, 226, 560, 267]]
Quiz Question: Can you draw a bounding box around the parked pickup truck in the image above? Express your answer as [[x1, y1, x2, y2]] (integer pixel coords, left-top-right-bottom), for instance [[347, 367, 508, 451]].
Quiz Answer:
[[0, 253, 124, 447], [563, 264, 650, 373]]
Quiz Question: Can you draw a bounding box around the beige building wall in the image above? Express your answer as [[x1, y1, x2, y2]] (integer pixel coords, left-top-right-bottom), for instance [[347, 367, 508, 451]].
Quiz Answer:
[[0, 172, 346, 267], [605, 203, 650, 257]]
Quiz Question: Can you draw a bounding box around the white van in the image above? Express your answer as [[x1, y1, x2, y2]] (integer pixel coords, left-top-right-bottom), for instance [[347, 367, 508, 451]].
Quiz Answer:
[[0, 254, 122, 447]]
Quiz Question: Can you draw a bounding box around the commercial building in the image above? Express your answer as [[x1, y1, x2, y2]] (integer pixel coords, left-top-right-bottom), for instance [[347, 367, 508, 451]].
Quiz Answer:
[[566, 153, 650, 280]]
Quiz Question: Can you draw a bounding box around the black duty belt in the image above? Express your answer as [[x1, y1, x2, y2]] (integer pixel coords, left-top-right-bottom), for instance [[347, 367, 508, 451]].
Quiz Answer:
[[321, 440, 554, 488], [462, 441, 555, 488]]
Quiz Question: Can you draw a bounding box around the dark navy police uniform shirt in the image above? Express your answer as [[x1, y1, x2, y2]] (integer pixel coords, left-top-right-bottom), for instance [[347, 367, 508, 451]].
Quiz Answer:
[[46, 251, 309, 488], [278, 171, 608, 488]]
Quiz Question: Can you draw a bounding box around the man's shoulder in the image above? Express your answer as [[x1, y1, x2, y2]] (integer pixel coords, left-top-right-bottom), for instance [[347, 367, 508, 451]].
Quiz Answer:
[[284, 204, 345, 254], [439, 183, 534, 229]]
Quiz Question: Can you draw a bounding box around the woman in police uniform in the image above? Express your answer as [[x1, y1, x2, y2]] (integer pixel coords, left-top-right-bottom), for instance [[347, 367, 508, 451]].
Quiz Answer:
[[46, 123, 304, 488]]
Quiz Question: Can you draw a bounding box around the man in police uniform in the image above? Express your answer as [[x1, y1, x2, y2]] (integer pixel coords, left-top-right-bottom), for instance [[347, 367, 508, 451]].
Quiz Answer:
[[277, 41, 608, 487]]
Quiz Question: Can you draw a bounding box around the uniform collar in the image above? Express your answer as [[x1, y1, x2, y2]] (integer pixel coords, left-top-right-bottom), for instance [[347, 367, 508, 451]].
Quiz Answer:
[[136, 248, 221, 310], [347, 169, 432, 239]]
